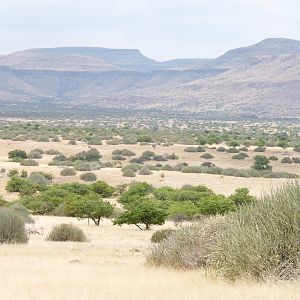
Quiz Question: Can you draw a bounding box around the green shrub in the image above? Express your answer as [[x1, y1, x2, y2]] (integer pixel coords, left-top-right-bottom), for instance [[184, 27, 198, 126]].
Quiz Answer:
[[112, 155, 126, 161], [60, 168, 77, 176], [197, 195, 236, 215], [151, 229, 175, 243], [0, 208, 29, 244], [269, 156, 278, 161], [46, 224, 87, 242], [91, 181, 115, 197], [209, 182, 300, 281], [226, 148, 239, 153], [147, 217, 224, 269], [8, 149, 27, 160], [8, 169, 19, 177], [80, 172, 97, 182]]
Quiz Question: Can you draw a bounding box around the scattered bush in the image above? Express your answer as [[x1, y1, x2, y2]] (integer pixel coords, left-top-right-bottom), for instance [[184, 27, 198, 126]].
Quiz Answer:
[[80, 172, 97, 182], [20, 159, 39, 166], [46, 224, 87, 242], [60, 168, 77, 176], [281, 157, 293, 164]]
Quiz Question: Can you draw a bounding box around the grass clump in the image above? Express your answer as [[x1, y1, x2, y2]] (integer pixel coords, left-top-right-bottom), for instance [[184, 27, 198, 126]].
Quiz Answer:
[[46, 223, 87, 242], [147, 217, 224, 269], [0, 207, 29, 244], [209, 182, 300, 281]]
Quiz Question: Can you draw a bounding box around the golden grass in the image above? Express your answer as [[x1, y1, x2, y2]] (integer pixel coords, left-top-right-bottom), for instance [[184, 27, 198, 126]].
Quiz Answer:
[[0, 216, 299, 300]]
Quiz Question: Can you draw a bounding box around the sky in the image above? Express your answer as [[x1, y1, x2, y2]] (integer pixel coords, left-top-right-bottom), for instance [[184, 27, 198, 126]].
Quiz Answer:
[[0, 0, 299, 61]]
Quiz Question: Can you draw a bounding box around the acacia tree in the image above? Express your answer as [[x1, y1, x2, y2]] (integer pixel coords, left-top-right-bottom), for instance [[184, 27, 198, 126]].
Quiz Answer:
[[114, 199, 167, 230], [65, 194, 113, 226]]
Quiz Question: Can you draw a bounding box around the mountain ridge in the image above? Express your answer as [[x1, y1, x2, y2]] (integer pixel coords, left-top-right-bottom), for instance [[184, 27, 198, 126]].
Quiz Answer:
[[0, 38, 299, 119]]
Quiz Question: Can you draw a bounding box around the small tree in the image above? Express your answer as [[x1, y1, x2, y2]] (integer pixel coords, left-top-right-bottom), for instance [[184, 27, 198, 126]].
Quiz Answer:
[[65, 194, 113, 226], [114, 199, 167, 230], [252, 155, 272, 171]]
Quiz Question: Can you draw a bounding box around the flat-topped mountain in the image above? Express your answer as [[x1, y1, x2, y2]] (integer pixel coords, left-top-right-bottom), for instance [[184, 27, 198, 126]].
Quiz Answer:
[[0, 38, 299, 118]]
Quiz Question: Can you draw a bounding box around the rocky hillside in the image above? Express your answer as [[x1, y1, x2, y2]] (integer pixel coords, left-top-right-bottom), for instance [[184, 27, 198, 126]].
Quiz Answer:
[[0, 38, 299, 118]]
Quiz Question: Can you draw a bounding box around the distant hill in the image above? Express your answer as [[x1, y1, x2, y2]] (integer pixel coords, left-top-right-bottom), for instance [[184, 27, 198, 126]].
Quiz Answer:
[[0, 38, 299, 119]]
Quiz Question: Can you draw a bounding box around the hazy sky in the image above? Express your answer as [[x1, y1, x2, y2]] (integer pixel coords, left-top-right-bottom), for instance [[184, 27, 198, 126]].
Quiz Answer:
[[0, 0, 299, 61]]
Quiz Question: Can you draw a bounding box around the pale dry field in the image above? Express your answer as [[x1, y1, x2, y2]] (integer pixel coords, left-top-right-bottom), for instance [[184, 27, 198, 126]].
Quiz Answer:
[[0, 139, 299, 200], [0, 215, 300, 300]]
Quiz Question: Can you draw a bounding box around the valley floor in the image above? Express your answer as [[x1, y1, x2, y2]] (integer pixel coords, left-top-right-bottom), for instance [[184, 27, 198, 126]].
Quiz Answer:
[[0, 216, 299, 300]]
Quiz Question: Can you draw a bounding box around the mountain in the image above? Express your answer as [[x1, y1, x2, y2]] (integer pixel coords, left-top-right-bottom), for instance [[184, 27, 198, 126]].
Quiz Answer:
[[0, 38, 299, 119], [211, 38, 300, 69], [0, 47, 160, 72]]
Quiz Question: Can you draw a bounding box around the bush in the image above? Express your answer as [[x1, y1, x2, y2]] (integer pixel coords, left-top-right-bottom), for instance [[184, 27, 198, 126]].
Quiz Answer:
[[226, 148, 239, 153], [217, 147, 226, 152], [46, 224, 87, 242], [151, 229, 175, 243], [0, 208, 29, 244], [20, 159, 39, 166], [209, 182, 300, 281], [201, 153, 214, 159], [28, 151, 43, 159], [293, 157, 300, 164], [281, 157, 293, 164], [28, 172, 50, 185], [8, 149, 27, 160], [147, 217, 224, 269], [112, 155, 126, 161], [269, 156, 278, 161], [60, 168, 77, 176], [197, 195, 236, 215], [232, 154, 246, 160], [45, 149, 61, 155], [139, 166, 152, 175], [80, 172, 97, 182], [122, 169, 136, 177], [184, 146, 205, 153], [74, 160, 91, 171], [91, 181, 115, 197]]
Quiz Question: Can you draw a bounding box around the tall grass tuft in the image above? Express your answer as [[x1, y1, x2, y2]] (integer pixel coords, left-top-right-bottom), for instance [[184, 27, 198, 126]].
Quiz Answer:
[[0, 207, 29, 244], [147, 216, 224, 269], [209, 181, 300, 281]]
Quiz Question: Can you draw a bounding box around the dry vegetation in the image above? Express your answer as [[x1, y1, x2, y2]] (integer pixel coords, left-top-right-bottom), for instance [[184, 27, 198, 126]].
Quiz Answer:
[[1, 216, 300, 300], [0, 118, 299, 299]]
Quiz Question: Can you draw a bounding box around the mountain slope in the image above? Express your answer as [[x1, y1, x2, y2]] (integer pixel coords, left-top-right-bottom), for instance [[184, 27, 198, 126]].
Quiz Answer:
[[0, 38, 299, 119]]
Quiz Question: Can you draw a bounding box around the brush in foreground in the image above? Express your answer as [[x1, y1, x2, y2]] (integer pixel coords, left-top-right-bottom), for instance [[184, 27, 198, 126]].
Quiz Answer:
[[0, 207, 29, 244], [209, 181, 300, 281]]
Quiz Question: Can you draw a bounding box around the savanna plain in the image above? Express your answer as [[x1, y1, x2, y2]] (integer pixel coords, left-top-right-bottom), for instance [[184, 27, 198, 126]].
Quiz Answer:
[[0, 117, 300, 300]]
